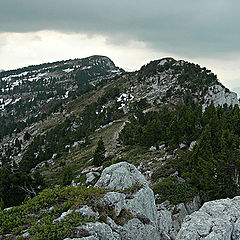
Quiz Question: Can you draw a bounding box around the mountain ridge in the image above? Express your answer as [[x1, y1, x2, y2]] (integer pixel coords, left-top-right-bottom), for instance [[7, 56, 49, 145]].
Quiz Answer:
[[1, 55, 239, 171], [1, 55, 240, 239]]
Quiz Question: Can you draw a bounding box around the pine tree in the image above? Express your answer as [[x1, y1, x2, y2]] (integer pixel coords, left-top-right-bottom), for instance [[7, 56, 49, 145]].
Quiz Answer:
[[93, 137, 106, 166], [61, 167, 73, 186], [0, 197, 4, 210], [215, 130, 239, 198], [23, 131, 31, 141], [190, 124, 218, 201]]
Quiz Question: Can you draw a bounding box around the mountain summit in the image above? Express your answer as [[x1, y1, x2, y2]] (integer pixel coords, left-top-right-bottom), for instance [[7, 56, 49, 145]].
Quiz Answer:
[[136, 58, 239, 110]]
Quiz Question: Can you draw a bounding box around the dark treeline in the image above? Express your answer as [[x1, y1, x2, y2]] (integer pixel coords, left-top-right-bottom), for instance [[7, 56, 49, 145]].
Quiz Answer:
[[119, 101, 240, 202]]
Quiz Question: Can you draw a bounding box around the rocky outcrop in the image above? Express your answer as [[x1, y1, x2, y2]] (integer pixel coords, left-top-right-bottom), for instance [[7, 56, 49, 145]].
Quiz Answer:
[[86, 172, 100, 184], [77, 222, 120, 240], [203, 84, 239, 111], [64, 162, 202, 240], [94, 161, 148, 190], [176, 196, 240, 240], [189, 140, 197, 151], [157, 196, 201, 239], [94, 162, 160, 239], [70, 161, 202, 240]]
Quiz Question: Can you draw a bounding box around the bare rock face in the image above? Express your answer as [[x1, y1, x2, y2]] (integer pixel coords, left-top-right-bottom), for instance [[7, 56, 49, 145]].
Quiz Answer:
[[157, 196, 201, 239], [176, 196, 240, 240], [73, 162, 201, 240], [203, 84, 239, 111], [93, 162, 161, 239], [94, 161, 149, 190], [77, 222, 120, 240]]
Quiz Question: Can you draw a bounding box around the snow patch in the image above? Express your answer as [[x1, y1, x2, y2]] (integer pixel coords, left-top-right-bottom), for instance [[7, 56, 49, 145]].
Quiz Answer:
[[63, 68, 74, 73]]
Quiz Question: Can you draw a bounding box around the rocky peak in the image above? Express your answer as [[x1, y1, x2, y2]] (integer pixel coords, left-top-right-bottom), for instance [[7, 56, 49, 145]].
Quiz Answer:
[[130, 57, 240, 109]]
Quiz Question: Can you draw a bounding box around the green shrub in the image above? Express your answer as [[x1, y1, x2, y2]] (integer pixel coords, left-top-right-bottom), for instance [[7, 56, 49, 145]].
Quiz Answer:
[[0, 185, 106, 238], [153, 177, 198, 205]]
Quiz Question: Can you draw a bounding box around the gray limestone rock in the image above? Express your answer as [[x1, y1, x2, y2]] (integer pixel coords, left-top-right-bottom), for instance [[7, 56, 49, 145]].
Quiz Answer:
[[94, 162, 161, 239], [159, 144, 166, 150], [78, 205, 99, 220], [102, 192, 126, 216], [92, 162, 201, 240], [185, 195, 201, 214], [86, 172, 100, 184], [157, 208, 172, 239], [53, 209, 73, 223], [177, 196, 240, 240], [121, 218, 161, 240], [156, 196, 201, 239], [189, 140, 197, 151], [77, 222, 120, 240], [94, 162, 148, 190], [202, 85, 239, 112], [64, 236, 98, 240], [126, 187, 157, 224], [149, 146, 157, 152]]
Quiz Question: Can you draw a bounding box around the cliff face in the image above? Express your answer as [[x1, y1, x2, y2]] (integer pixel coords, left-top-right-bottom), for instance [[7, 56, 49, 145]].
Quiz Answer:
[[203, 84, 239, 111]]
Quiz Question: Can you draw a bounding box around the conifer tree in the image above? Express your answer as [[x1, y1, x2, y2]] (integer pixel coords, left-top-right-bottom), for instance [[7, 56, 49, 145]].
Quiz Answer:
[[61, 167, 73, 186], [215, 130, 239, 198], [190, 124, 218, 201], [93, 137, 106, 166]]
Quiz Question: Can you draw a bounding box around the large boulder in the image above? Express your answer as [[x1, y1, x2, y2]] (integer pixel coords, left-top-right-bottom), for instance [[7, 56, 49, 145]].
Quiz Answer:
[[94, 162, 148, 190], [94, 162, 161, 239], [176, 196, 240, 240]]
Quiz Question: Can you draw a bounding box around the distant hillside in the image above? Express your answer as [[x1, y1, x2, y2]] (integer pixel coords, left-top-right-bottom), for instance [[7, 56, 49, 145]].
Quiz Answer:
[[1, 56, 239, 172], [0, 55, 124, 140]]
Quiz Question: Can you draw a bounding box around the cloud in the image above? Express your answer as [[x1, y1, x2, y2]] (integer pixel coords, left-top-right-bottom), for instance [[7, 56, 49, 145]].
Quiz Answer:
[[1, 0, 240, 90], [0, 30, 170, 72], [0, 0, 240, 58], [0, 35, 7, 49]]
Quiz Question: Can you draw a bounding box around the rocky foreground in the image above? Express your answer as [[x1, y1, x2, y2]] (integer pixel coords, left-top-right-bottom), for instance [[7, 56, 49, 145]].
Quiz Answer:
[[67, 162, 240, 240], [1, 161, 240, 239]]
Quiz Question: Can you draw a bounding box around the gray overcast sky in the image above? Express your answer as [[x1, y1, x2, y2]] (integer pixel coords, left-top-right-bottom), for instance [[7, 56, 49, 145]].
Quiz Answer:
[[1, 0, 240, 91]]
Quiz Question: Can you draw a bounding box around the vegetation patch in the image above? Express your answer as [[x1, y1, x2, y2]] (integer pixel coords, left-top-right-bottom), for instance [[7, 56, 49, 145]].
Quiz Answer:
[[0, 185, 106, 240], [120, 102, 240, 202], [153, 177, 198, 205]]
